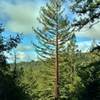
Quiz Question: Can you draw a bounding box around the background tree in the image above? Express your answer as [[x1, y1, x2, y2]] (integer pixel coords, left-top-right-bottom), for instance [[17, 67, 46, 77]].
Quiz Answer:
[[0, 25, 21, 70], [0, 25, 31, 100], [70, 0, 100, 30], [59, 34, 83, 100]]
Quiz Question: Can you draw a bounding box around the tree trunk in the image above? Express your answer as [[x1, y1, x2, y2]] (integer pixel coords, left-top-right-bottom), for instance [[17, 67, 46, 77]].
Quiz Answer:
[[54, 31, 59, 100]]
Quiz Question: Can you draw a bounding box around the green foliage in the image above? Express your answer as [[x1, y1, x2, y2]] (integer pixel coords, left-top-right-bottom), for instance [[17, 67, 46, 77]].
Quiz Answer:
[[15, 50, 100, 100], [70, 0, 100, 29], [33, 0, 72, 59], [76, 52, 100, 100], [33, 0, 73, 99], [17, 61, 54, 100], [0, 0, 99, 99], [0, 25, 29, 100], [0, 25, 21, 70], [0, 69, 31, 100], [59, 35, 83, 100]]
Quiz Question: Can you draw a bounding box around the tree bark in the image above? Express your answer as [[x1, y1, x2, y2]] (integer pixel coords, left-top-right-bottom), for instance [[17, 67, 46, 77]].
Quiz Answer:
[[54, 31, 59, 100]]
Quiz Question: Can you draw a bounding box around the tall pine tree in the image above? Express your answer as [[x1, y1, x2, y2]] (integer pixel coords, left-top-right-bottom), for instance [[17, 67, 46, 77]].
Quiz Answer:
[[33, 0, 73, 99]]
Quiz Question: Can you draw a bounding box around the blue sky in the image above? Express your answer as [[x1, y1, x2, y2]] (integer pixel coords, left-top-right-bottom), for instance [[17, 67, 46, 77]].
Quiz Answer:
[[0, 0, 100, 63]]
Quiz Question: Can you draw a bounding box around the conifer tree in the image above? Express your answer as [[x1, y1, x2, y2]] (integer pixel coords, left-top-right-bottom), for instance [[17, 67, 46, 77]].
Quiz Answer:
[[0, 25, 24, 100], [0, 25, 21, 70], [70, 0, 100, 30], [59, 34, 81, 99], [33, 0, 73, 99], [0, 26, 6, 68]]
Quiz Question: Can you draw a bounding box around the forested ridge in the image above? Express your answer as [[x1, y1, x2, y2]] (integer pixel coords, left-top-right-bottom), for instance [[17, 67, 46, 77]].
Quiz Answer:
[[0, 0, 100, 100], [9, 50, 100, 100]]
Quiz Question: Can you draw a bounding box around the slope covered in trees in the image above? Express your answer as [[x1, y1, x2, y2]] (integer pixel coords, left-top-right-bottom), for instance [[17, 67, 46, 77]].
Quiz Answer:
[[0, 0, 99, 100], [15, 50, 100, 100]]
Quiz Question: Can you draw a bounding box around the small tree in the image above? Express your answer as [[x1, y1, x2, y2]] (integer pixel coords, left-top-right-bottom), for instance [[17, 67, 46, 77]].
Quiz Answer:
[[0, 26, 6, 68], [0, 24, 24, 100], [0, 25, 21, 70]]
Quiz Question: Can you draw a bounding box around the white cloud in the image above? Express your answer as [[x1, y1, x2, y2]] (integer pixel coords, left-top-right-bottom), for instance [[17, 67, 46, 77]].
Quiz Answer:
[[77, 40, 100, 52], [6, 51, 34, 62], [5, 50, 38, 63], [16, 52, 27, 60], [77, 41, 92, 52], [76, 22, 100, 40], [0, 0, 42, 33], [16, 51, 38, 62], [16, 44, 34, 51]]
